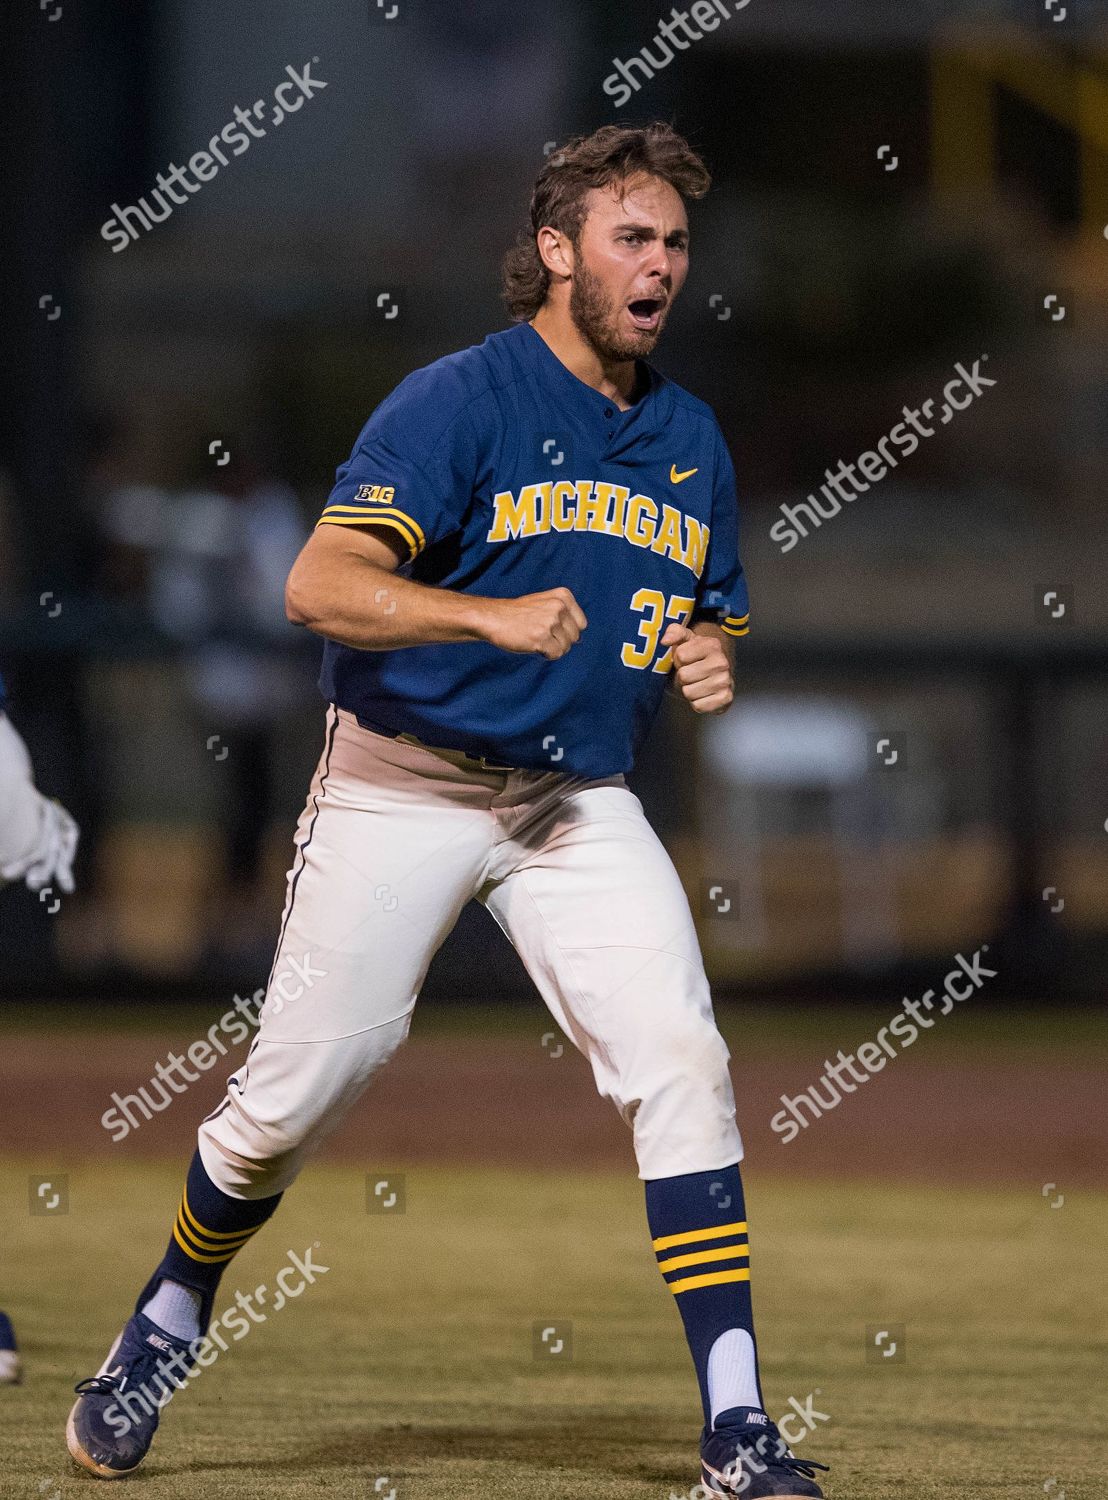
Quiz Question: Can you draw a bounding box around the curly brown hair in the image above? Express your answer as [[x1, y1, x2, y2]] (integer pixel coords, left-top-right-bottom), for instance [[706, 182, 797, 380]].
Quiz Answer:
[[501, 122, 711, 322]]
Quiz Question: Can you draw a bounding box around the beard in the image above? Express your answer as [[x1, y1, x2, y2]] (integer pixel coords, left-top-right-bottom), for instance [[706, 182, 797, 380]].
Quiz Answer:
[[569, 257, 663, 363]]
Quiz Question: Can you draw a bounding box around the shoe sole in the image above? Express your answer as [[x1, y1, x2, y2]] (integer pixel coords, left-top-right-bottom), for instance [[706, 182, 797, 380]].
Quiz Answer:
[[703, 1459, 817, 1499], [65, 1330, 148, 1480]]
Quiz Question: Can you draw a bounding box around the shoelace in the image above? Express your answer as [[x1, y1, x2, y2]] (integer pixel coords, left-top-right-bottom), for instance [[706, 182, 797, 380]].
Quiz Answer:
[[73, 1375, 128, 1397], [715, 1422, 830, 1481], [73, 1341, 183, 1400]]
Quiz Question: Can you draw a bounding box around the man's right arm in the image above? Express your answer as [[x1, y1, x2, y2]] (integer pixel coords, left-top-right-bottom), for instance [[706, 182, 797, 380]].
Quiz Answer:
[[285, 523, 586, 660]]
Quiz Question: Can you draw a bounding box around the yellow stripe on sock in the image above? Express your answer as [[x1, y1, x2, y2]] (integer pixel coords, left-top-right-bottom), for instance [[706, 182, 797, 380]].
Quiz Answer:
[[652, 1220, 748, 1253], [179, 1190, 261, 1244], [174, 1209, 256, 1257], [657, 1243, 749, 1274], [667, 1267, 751, 1295], [171, 1217, 249, 1265]]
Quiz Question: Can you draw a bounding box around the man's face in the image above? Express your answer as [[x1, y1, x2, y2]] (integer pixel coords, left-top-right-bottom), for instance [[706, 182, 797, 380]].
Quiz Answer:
[[567, 174, 690, 362]]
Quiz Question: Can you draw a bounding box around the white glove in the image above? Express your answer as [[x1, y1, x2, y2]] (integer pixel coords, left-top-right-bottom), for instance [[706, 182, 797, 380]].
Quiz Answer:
[[0, 713, 80, 894]]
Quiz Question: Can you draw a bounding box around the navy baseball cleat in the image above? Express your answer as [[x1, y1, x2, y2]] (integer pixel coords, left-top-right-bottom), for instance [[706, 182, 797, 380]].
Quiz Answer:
[[0, 1311, 21, 1384], [700, 1408, 829, 1498], [66, 1313, 195, 1478]]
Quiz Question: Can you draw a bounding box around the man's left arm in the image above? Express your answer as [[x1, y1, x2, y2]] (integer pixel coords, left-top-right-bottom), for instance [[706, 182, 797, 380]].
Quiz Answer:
[[660, 424, 747, 715], [659, 618, 734, 716]]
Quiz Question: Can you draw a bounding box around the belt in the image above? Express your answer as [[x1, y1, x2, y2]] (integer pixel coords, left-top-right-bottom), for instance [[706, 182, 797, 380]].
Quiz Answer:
[[355, 714, 517, 772]]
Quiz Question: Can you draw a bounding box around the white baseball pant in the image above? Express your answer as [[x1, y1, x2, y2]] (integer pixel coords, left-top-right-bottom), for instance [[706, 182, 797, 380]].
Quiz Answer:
[[198, 706, 743, 1197]]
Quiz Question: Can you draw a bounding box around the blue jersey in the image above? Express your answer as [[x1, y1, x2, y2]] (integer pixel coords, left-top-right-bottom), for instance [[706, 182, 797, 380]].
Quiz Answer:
[[317, 321, 749, 777]]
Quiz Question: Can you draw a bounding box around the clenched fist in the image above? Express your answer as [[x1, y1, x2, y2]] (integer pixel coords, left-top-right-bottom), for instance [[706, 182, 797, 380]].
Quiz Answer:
[[660, 622, 734, 714], [479, 587, 587, 660]]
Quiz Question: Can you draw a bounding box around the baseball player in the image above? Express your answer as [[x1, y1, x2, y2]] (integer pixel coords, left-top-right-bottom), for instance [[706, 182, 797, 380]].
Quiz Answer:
[[67, 123, 827, 1498], [1, 670, 80, 1389], [0, 1311, 19, 1386], [0, 673, 80, 900]]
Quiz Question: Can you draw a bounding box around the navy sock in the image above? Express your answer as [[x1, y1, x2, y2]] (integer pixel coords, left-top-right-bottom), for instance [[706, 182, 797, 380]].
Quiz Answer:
[[645, 1162, 764, 1427], [134, 1149, 282, 1334]]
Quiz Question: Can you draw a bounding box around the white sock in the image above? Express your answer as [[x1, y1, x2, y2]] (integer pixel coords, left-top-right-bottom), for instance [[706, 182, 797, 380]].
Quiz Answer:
[[141, 1280, 203, 1341], [707, 1329, 763, 1427]]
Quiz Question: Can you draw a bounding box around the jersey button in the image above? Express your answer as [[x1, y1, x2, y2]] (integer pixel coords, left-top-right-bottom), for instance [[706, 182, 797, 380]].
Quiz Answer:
[[603, 406, 614, 417]]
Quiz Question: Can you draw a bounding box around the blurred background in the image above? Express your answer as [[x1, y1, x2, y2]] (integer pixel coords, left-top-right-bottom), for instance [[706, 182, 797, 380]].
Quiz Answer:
[[2, 0, 1107, 1004]]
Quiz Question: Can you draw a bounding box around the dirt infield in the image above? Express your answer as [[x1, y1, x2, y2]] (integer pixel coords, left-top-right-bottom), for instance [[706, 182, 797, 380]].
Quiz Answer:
[[2, 1016, 1102, 1185]]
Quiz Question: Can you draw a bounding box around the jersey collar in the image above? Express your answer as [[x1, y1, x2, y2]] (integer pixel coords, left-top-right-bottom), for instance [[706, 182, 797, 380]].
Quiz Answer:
[[518, 320, 665, 426]]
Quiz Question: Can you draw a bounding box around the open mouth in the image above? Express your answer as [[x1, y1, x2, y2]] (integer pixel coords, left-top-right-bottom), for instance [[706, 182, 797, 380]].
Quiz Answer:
[[626, 296, 665, 331]]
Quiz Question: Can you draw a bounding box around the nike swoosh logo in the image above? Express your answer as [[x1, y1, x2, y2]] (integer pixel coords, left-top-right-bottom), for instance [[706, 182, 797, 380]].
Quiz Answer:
[[670, 465, 698, 484]]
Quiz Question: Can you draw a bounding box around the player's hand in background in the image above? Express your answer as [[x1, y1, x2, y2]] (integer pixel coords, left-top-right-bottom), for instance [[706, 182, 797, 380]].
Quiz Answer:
[[11, 797, 80, 894], [0, 712, 80, 894], [479, 587, 587, 660], [660, 623, 733, 714]]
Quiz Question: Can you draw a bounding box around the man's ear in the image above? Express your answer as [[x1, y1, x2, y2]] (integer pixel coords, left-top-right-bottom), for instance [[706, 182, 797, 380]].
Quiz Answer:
[[535, 225, 574, 282]]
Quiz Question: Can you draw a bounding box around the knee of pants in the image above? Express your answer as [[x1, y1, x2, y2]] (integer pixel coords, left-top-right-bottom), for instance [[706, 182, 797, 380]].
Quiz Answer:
[[198, 1102, 314, 1199], [198, 1013, 413, 1198], [623, 1017, 744, 1181]]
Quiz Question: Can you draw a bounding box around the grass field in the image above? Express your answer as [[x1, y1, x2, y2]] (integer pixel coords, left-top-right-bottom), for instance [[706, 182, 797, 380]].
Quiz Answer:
[[2, 1157, 1104, 1499]]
